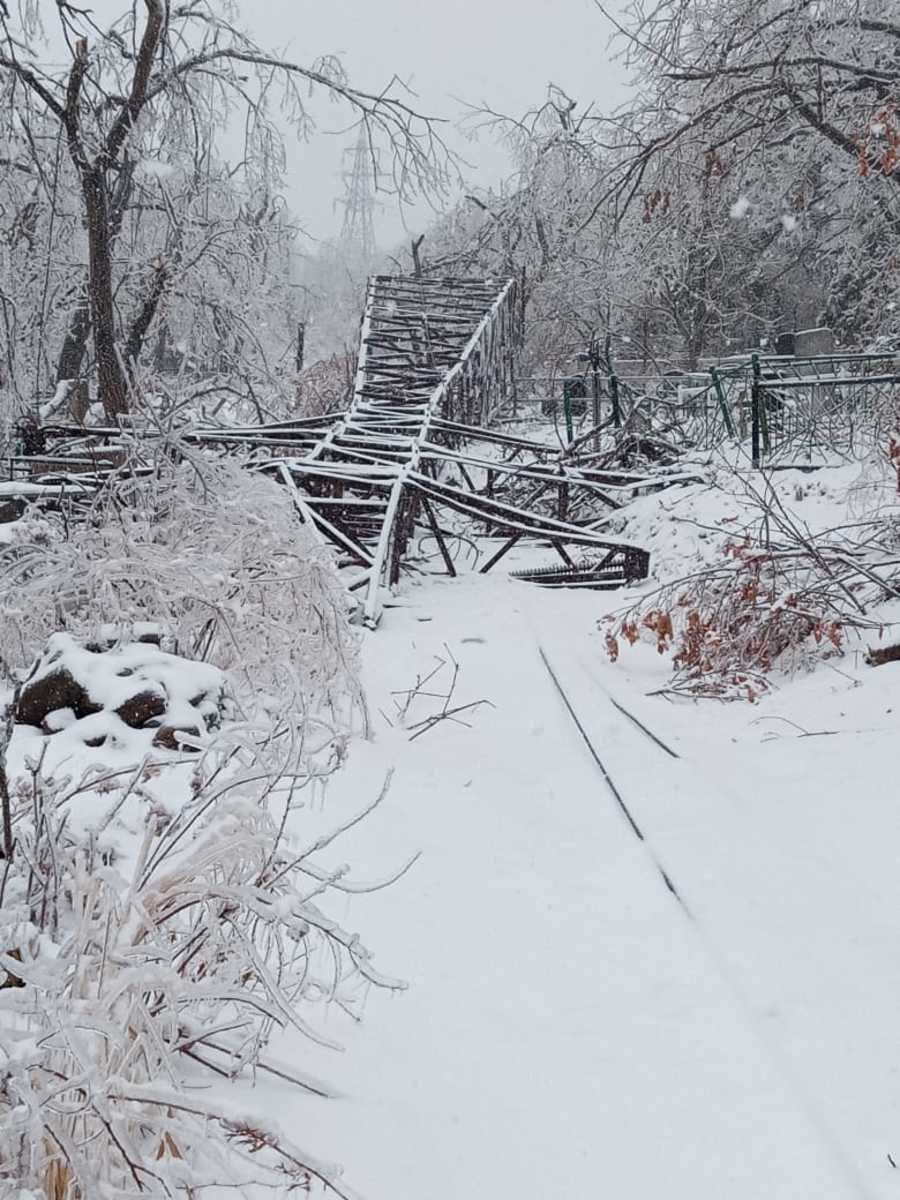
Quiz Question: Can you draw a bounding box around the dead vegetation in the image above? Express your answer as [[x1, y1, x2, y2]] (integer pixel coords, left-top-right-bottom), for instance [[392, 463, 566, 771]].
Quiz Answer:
[[605, 467, 900, 699]]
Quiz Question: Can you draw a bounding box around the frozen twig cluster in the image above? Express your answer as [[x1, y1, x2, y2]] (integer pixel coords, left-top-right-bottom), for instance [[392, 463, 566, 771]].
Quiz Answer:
[[0, 729, 398, 1198], [606, 467, 900, 699], [383, 646, 494, 740], [0, 443, 396, 1195]]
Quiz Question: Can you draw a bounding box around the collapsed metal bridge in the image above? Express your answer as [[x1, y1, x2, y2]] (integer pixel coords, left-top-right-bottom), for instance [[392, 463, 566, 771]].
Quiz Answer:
[[248, 275, 651, 622]]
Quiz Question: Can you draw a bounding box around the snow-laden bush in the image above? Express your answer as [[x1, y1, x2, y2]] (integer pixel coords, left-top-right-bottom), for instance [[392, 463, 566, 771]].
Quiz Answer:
[[0, 731, 397, 1198], [604, 467, 895, 698], [0, 450, 391, 1197], [605, 544, 851, 700], [0, 452, 365, 744]]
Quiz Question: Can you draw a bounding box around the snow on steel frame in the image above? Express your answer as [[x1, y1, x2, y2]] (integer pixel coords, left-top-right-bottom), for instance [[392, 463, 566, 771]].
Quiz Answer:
[[272, 274, 651, 625]]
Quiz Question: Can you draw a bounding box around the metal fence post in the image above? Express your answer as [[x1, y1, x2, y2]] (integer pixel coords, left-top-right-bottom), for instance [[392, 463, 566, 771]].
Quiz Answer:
[[562, 387, 574, 444], [609, 372, 622, 428], [751, 353, 762, 467], [710, 366, 736, 439], [590, 344, 602, 451]]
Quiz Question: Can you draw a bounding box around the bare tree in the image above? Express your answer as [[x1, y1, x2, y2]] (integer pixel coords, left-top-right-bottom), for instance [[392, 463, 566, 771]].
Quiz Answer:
[[0, 1, 452, 418], [594, 0, 900, 224]]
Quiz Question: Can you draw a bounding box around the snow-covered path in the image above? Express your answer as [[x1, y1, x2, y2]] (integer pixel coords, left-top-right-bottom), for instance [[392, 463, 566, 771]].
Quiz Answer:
[[265, 572, 898, 1199]]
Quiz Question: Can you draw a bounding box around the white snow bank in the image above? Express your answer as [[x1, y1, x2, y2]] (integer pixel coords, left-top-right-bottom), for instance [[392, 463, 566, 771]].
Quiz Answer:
[[607, 459, 896, 585]]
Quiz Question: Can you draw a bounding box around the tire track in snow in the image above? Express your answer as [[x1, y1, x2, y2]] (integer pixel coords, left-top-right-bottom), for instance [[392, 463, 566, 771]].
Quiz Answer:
[[538, 641, 879, 1200], [538, 646, 687, 907]]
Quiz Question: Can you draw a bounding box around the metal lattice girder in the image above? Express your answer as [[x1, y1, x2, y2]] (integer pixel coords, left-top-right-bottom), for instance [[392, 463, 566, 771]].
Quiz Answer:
[[267, 274, 651, 624], [264, 275, 519, 622]]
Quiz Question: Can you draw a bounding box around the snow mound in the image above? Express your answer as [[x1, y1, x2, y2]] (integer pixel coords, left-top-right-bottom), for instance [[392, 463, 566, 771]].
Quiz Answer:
[[608, 460, 895, 586]]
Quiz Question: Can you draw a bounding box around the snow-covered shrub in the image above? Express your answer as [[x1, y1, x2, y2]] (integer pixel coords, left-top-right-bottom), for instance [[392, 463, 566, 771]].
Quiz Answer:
[[0, 452, 365, 745], [297, 352, 355, 417], [605, 468, 894, 698], [605, 541, 851, 699], [0, 731, 397, 1198], [0, 448, 385, 1196]]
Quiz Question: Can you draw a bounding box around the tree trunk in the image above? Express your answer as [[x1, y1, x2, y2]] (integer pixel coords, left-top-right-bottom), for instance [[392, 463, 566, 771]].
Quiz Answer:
[[124, 259, 168, 376], [82, 166, 128, 419], [56, 162, 135, 389], [55, 289, 91, 385]]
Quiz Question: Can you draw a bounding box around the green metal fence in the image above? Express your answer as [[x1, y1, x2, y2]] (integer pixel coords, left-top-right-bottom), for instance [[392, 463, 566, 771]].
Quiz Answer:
[[615, 352, 900, 465]]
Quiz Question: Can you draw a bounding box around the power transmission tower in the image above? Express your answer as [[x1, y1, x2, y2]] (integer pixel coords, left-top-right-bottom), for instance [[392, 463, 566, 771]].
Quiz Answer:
[[339, 126, 378, 258]]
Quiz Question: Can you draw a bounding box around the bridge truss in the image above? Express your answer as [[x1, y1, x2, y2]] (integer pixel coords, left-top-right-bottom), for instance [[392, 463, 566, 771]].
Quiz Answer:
[[257, 275, 650, 623]]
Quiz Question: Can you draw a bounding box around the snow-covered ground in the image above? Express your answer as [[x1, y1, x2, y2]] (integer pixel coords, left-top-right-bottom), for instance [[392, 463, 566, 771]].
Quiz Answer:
[[6, 459, 899, 1198], [255, 516, 900, 1199]]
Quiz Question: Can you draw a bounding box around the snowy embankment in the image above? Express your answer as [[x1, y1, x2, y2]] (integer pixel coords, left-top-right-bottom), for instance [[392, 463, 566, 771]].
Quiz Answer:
[[259, 460, 900, 1199]]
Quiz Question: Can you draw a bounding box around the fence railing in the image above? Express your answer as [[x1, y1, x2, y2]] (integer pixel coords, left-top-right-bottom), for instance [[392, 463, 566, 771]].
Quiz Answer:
[[519, 351, 900, 464]]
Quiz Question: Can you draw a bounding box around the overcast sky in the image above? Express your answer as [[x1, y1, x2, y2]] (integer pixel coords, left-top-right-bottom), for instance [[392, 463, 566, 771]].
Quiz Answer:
[[42, 0, 631, 250], [235, 0, 631, 248]]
